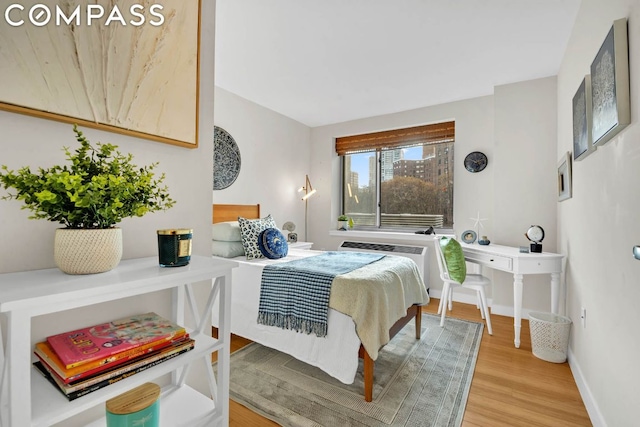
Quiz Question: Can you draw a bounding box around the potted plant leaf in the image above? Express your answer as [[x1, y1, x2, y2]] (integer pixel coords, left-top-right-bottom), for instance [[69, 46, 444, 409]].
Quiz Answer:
[[0, 125, 175, 274]]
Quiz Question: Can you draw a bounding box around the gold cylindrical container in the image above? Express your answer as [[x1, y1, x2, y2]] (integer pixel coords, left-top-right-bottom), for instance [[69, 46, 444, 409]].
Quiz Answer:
[[106, 382, 160, 427], [157, 229, 193, 267]]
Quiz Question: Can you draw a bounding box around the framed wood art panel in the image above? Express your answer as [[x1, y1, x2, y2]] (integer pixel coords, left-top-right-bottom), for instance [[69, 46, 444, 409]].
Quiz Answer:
[[0, 1, 201, 148]]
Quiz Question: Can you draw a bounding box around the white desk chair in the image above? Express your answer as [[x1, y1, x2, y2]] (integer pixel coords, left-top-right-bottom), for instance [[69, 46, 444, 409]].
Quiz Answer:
[[434, 237, 493, 335]]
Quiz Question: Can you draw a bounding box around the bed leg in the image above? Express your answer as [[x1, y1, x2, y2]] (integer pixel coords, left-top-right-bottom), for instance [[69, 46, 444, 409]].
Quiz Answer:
[[415, 306, 422, 339], [364, 351, 374, 402]]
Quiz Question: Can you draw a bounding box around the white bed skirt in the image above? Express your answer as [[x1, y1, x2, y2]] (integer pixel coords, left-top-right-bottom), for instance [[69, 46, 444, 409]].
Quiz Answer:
[[212, 249, 362, 384]]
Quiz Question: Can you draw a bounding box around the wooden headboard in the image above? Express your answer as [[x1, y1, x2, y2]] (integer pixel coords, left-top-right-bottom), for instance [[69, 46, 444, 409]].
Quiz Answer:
[[212, 204, 260, 223]]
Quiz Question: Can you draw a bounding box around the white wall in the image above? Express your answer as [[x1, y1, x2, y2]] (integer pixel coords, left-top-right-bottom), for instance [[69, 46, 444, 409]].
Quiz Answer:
[[558, 1, 640, 425], [308, 79, 559, 314], [492, 77, 559, 314], [213, 87, 312, 233], [0, 1, 217, 422], [308, 95, 493, 294]]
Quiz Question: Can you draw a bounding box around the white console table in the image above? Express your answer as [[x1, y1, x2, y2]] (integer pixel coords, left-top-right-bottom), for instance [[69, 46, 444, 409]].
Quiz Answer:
[[0, 256, 237, 427], [460, 243, 564, 348]]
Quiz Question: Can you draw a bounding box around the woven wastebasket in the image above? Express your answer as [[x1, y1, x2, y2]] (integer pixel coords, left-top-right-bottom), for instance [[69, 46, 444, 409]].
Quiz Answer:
[[529, 312, 572, 363]]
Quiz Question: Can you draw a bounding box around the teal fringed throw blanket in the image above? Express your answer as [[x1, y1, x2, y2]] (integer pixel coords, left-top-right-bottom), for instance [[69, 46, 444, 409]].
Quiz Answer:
[[257, 251, 384, 337]]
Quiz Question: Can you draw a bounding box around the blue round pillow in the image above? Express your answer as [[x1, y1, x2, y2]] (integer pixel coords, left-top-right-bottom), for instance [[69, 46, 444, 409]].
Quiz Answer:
[[258, 228, 289, 259]]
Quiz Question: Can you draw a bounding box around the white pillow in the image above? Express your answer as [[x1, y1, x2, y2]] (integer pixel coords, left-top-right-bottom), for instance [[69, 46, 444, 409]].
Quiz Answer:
[[212, 240, 245, 258], [212, 221, 242, 242]]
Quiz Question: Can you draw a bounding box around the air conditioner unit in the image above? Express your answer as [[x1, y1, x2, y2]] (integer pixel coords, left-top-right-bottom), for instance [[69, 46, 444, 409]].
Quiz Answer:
[[338, 241, 429, 290]]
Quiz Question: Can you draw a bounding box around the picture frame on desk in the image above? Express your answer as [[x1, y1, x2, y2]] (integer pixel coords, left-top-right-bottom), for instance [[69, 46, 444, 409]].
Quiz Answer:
[[558, 152, 572, 202]]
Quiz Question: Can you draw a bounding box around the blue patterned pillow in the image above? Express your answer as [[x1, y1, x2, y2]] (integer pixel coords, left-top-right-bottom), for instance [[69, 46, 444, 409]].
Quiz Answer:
[[258, 228, 289, 259], [238, 215, 278, 259]]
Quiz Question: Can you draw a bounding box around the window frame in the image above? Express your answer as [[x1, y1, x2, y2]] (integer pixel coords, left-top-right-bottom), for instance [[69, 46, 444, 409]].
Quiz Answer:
[[337, 121, 455, 234]]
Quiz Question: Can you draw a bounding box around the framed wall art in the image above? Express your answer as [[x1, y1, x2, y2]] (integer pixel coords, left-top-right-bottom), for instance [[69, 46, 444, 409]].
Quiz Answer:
[[558, 151, 572, 202], [572, 75, 594, 161], [590, 18, 630, 147], [0, 1, 201, 148]]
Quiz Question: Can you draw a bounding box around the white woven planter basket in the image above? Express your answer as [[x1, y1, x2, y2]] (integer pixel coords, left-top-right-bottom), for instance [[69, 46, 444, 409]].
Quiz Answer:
[[54, 228, 123, 275]]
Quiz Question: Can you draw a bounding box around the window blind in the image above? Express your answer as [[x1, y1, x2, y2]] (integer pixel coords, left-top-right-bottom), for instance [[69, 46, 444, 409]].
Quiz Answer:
[[335, 121, 455, 155]]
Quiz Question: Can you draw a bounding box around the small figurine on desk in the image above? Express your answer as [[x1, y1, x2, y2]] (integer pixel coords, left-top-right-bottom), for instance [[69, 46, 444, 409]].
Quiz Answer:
[[478, 236, 490, 245]]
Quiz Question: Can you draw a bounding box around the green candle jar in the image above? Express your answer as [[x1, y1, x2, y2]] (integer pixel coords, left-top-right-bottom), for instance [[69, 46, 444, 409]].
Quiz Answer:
[[157, 229, 193, 267]]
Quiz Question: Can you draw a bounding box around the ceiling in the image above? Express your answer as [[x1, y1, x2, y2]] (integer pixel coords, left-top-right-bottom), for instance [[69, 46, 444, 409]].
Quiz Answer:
[[214, 0, 581, 127]]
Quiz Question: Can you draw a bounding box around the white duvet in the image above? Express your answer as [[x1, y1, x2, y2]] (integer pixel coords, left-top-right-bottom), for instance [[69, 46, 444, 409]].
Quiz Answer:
[[212, 249, 362, 384]]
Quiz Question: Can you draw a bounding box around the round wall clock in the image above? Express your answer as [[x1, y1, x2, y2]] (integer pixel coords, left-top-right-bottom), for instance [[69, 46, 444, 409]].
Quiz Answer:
[[213, 126, 241, 190], [464, 151, 488, 173]]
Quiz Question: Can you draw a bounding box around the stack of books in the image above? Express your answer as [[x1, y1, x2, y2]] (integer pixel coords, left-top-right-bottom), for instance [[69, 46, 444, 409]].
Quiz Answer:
[[33, 312, 194, 401]]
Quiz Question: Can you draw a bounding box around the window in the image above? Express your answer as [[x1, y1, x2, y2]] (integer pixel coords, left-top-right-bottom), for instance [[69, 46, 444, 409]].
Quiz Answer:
[[336, 121, 454, 231]]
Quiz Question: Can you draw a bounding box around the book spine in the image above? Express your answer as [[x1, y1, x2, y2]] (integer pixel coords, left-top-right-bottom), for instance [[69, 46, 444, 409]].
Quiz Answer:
[[40, 339, 194, 388], [35, 345, 140, 384], [65, 341, 194, 392], [35, 336, 185, 382], [67, 347, 191, 401], [35, 344, 193, 401]]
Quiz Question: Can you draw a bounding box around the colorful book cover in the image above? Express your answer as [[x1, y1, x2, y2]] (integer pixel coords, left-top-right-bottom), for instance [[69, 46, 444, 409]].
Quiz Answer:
[[35, 333, 187, 383], [46, 312, 186, 369], [34, 339, 194, 401]]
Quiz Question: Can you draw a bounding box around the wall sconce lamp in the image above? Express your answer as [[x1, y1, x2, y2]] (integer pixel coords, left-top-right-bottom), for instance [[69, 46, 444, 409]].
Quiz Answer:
[[299, 174, 316, 201], [298, 174, 317, 241]]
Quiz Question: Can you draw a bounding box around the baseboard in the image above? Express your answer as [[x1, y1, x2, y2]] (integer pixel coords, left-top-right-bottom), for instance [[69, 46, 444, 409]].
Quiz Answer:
[[489, 303, 514, 317], [429, 288, 492, 308], [567, 348, 607, 427]]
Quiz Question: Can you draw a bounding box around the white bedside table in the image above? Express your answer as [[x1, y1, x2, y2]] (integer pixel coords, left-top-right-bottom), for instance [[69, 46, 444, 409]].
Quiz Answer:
[[289, 241, 313, 250]]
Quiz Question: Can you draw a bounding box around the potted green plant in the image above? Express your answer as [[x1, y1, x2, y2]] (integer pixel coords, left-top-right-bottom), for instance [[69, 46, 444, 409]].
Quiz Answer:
[[338, 215, 350, 231], [0, 125, 175, 274]]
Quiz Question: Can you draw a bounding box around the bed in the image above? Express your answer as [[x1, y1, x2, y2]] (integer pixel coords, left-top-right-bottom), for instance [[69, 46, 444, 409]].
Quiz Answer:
[[211, 204, 429, 401]]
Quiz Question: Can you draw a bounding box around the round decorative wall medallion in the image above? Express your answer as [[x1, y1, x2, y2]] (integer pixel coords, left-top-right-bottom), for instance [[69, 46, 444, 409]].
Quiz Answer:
[[213, 126, 241, 190]]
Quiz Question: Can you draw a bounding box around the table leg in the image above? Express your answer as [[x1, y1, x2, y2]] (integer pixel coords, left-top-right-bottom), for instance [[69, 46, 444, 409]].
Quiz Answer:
[[7, 310, 31, 427], [550, 272, 560, 314], [217, 273, 232, 426], [513, 274, 524, 348]]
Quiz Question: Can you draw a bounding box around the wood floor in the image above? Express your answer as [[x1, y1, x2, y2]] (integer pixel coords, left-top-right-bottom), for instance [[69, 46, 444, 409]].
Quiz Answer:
[[225, 299, 592, 426]]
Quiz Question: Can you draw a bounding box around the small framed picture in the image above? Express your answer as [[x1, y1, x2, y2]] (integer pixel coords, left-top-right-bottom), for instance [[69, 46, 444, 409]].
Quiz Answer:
[[287, 232, 298, 243], [558, 152, 572, 202]]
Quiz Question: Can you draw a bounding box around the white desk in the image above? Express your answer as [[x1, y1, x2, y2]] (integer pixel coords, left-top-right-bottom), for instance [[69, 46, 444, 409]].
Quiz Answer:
[[289, 241, 313, 250], [460, 243, 564, 348]]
